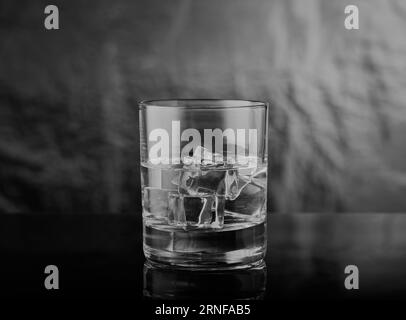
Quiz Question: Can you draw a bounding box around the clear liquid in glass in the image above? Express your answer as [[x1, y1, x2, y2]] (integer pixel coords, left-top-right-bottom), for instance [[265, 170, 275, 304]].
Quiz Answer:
[[142, 156, 267, 269]]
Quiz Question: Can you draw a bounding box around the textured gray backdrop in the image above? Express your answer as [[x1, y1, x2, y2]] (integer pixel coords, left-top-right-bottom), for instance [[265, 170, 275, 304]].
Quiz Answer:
[[1, 0, 406, 213]]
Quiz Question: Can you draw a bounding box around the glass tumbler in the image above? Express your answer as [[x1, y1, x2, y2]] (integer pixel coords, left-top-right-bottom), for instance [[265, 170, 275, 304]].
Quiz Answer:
[[139, 99, 268, 269]]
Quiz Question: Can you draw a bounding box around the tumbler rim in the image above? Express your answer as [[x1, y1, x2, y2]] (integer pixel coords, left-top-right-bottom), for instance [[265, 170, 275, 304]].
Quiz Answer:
[[139, 99, 267, 110]]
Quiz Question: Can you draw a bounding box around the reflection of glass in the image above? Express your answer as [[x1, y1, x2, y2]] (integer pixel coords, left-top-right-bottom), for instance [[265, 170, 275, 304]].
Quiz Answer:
[[143, 260, 267, 300], [140, 100, 268, 269]]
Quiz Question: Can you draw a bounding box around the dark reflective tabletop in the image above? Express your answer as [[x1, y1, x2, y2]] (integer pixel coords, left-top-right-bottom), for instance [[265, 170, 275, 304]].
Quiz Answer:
[[1, 213, 406, 300]]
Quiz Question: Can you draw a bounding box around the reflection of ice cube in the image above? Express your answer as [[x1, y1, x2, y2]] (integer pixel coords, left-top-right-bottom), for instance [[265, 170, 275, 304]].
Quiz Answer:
[[225, 182, 266, 217], [143, 187, 174, 219], [168, 194, 221, 229]]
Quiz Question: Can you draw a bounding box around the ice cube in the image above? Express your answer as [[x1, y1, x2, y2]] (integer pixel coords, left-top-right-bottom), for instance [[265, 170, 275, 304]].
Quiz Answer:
[[141, 166, 180, 190], [177, 170, 202, 195], [148, 157, 170, 166], [168, 194, 187, 227], [168, 194, 216, 229], [178, 169, 226, 196], [212, 196, 225, 228], [183, 156, 195, 166], [191, 146, 213, 164], [196, 197, 215, 225], [213, 153, 224, 164], [142, 187, 174, 219], [188, 146, 226, 167], [225, 182, 266, 217], [226, 171, 251, 200], [202, 159, 214, 166], [176, 167, 252, 200], [251, 166, 267, 189], [237, 156, 259, 176], [224, 170, 238, 197], [238, 166, 256, 177], [226, 157, 236, 165]]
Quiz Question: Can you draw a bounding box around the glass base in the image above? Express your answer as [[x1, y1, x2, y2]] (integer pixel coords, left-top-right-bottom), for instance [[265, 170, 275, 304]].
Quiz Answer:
[[144, 245, 266, 270], [143, 259, 267, 299], [143, 220, 266, 270]]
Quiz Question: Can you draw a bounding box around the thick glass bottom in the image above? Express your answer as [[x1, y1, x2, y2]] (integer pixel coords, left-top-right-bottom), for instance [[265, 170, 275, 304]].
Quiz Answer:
[[143, 221, 266, 270]]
